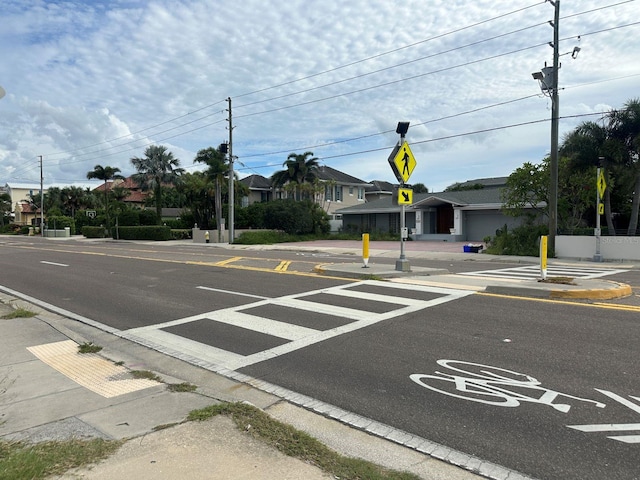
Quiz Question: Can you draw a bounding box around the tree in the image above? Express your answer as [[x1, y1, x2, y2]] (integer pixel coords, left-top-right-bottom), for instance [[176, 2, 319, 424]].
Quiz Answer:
[[501, 161, 549, 221], [87, 165, 124, 228], [176, 172, 214, 229], [193, 146, 229, 240], [413, 183, 429, 194], [560, 121, 617, 234], [501, 157, 592, 232], [0, 192, 11, 227], [131, 145, 184, 223], [608, 98, 640, 234], [271, 152, 319, 200]]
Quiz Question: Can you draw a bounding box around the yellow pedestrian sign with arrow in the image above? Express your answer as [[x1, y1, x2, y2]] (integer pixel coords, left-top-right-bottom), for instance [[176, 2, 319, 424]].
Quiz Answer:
[[388, 141, 417, 184]]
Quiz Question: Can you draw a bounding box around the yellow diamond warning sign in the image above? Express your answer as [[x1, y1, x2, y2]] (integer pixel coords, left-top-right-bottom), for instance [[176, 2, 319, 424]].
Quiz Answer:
[[597, 171, 607, 199], [388, 141, 417, 184]]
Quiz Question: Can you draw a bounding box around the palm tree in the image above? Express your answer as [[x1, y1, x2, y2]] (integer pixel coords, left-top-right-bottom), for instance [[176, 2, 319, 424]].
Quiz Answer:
[[87, 165, 124, 228], [271, 151, 319, 200], [608, 98, 640, 234], [131, 145, 184, 223], [194, 147, 228, 240], [560, 121, 617, 234]]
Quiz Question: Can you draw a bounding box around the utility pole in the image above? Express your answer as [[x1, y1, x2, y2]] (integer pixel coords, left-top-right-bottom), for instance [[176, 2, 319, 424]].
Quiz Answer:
[[39, 155, 44, 236], [549, 0, 560, 255], [227, 97, 234, 244]]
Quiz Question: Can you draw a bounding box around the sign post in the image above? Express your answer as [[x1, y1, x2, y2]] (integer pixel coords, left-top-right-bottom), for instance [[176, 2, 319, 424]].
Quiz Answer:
[[594, 166, 606, 262], [388, 122, 416, 272]]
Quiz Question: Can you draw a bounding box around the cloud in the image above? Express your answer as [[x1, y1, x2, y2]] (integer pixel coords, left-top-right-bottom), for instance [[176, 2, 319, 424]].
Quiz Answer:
[[0, 0, 638, 192]]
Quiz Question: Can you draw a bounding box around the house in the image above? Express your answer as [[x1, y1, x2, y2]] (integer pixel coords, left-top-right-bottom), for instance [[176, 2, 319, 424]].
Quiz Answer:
[[336, 177, 527, 242], [92, 176, 148, 207], [239, 166, 369, 216], [13, 201, 41, 226], [365, 180, 395, 202], [239, 174, 273, 206], [3, 183, 48, 226]]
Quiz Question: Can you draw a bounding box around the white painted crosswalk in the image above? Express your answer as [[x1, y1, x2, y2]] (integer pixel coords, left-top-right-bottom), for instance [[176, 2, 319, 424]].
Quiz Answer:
[[459, 265, 628, 280], [121, 281, 474, 371]]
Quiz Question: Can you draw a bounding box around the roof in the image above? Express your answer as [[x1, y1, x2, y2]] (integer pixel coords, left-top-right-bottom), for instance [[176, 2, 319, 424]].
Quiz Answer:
[[239, 174, 272, 190], [315, 165, 369, 185], [336, 184, 504, 214], [365, 180, 395, 194], [445, 176, 508, 190]]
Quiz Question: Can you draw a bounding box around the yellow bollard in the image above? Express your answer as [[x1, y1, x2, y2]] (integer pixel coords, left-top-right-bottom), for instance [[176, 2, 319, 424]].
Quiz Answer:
[[205, 231, 210, 244], [540, 235, 548, 280], [362, 233, 370, 268]]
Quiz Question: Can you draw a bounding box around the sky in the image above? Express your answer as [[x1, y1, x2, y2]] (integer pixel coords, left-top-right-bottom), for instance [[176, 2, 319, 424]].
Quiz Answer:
[[0, 0, 638, 193]]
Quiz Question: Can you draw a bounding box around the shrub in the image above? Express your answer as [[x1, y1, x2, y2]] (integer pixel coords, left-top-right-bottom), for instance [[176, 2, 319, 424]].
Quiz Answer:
[[112, 225, 171, 241], [262, 200, 329, 235], [82, 226, 108, 238], [170, 229, 192, 240], [46, 216, 76, 235], [139, 210, 158, 226], [485, 224, 552, 257]]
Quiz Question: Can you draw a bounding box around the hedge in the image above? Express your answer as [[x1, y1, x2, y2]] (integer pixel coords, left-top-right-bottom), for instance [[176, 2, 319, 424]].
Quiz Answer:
[[112, 225, 171, 241]]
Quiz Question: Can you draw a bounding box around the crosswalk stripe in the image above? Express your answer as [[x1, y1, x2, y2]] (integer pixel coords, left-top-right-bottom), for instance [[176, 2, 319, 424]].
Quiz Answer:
[[122, 281, 474, 371], [461, 265, 628, 280]]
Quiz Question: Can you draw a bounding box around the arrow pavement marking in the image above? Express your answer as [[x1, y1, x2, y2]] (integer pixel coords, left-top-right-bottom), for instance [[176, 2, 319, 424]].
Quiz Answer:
[[567, 390, 640, 443]]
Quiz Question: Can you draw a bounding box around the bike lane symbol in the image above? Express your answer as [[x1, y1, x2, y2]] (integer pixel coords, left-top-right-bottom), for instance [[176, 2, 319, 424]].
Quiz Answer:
[[410, 359, 606, 413], [411, 360, 640, 444]]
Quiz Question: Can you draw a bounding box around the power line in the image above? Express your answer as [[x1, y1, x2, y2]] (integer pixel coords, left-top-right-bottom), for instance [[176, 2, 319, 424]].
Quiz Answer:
[[34, 3, 548, 162]]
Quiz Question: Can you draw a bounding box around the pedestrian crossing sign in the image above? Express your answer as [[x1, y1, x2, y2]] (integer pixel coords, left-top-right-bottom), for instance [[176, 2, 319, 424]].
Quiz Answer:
[[388, 141, 417, 184]]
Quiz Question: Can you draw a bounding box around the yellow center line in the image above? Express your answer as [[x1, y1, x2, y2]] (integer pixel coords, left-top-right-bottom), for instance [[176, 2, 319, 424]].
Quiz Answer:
[[275, 260, 291, 272], [478, 291, 640, 311], [10, 244, 358, 281], [214, 256, 243, 266]]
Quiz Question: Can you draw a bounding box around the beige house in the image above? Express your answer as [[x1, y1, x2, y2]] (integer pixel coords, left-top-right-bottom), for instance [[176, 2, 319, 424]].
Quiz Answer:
[[3, 183, 47, 226], [239, 165, 369, 216]]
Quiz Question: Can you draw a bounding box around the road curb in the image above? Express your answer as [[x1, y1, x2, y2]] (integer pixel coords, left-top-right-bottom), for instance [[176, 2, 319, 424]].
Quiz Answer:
[[485, 281, 632, 300], [549, 281, 633, 300]]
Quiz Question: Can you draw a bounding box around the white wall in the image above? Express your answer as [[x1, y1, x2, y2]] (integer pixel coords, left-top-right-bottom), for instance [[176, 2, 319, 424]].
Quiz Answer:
[[556, 235, 640, 261]]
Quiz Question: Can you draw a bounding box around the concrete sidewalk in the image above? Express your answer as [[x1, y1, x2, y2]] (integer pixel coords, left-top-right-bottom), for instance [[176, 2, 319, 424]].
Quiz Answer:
[[1, 239, 635, 480]]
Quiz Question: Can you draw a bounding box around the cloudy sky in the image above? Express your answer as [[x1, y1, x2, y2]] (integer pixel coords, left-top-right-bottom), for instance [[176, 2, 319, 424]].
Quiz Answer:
[[1, 0, 638, 193]]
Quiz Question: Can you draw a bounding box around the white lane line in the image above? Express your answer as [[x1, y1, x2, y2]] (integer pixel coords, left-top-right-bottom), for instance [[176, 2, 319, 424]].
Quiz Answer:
[[40, 261, 69, 267], [197, 285, 269, 299], [568, 423, 640, 432]]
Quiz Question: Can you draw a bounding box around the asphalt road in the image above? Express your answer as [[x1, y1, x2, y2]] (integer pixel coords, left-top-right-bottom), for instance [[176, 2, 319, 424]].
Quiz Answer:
[[1, 236, 639, 480]]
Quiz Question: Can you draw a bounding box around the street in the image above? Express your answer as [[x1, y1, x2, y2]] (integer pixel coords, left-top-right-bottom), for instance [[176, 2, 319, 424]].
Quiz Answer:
[[1, 236, 639, 480]]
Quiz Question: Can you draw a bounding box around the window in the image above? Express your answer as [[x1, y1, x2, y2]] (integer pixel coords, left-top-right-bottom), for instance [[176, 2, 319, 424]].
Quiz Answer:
[[358, 187, 364, 200], [334, 186, 342, 201], [349, 186, 354, 195], [325, 185, 333, 201]]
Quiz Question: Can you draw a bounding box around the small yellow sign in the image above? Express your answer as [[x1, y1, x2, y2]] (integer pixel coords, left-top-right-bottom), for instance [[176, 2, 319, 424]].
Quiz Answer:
[[598, 202, 604, 215], [597, 171, 607, 199], [398, 187, 413, 205], [392, 141, 417, 184]]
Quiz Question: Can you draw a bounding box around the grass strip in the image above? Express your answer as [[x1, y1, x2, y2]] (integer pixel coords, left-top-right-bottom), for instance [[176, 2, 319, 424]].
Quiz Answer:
[[188, 402, 420, 480], [0, 438, 122, 480]]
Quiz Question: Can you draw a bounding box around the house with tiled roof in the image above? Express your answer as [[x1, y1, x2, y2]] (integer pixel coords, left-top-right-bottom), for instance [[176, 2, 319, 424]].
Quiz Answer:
[[92, 176, 148, 207], [336, 177, 530, 242]]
